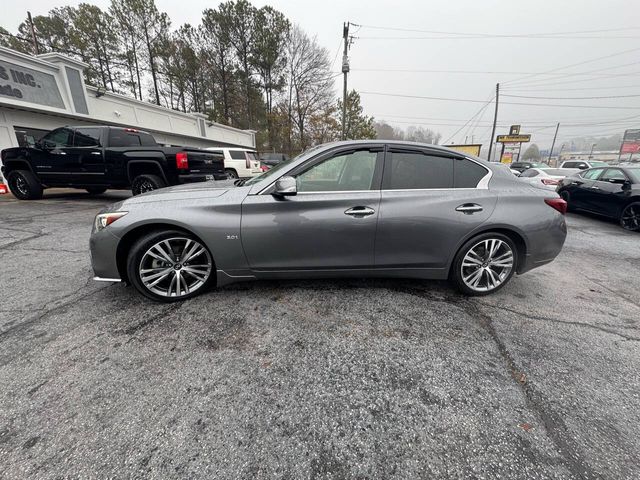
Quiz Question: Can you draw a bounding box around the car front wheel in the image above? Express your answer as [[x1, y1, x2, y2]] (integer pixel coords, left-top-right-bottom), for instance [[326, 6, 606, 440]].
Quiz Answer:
[[7, 170, 43, 200], [620, 202, 640, 232], [451, 233, 517, 296], [127, 230, 215, 302]]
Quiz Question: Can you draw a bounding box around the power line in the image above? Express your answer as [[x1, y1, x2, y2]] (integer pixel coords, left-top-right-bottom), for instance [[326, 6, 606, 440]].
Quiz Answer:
[[357, 34, 640, 40], [501, 46, 640, 86], [443, 93, 494, 144], [503, 93, 640, 100], [504, 84, 640, 92], [350, 22, 640, 38], [359, 91, 640, 109]]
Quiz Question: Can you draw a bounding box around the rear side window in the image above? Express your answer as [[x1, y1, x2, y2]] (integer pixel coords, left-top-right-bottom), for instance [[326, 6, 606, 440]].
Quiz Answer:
[[600, 168, 627, 182], [229, 150, 247, 160], [108, 129, 156, 147], [454, 158, 487, 187], [582, 168, 605, 180], [73, 128, 101, 147], [385, 151, 453, 189]]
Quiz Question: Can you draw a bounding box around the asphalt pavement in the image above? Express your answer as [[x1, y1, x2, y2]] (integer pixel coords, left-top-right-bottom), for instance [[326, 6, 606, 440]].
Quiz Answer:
[[0, 189, 639, 479]]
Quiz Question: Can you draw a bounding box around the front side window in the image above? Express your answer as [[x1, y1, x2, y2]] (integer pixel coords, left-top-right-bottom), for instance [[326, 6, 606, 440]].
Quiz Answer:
[[582, 168, 605, 180], [73, 128, 101, 147], [296, 150, 378, 192], [385, 151, 453, 189], [600, 168, 627, 182], [41, 128, 73, 148]]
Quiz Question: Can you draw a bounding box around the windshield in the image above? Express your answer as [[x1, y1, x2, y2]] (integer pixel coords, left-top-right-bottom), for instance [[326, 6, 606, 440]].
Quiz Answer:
[[542, 168, 567, 176], [531, 162, 546, 168], [590, 161, 608, 167]]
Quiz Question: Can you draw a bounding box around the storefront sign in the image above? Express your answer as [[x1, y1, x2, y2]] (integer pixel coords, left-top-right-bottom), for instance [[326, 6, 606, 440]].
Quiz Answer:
[[0, 60, 65, 109]]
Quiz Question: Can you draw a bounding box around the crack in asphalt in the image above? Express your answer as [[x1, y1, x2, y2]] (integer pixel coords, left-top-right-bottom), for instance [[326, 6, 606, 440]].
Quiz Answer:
[[121, 303, 183, 337], [0, 234, 47, 251], [585, 276, 640, 310], [473, 301, 640, 342], [391, 286, 600, 480]]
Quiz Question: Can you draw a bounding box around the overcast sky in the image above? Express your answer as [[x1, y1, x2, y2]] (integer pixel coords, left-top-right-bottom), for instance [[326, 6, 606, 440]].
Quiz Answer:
[[4, 0, 640, 152]]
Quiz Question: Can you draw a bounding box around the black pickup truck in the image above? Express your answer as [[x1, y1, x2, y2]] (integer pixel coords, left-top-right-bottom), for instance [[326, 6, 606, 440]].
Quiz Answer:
[[0, 125, 226, 199]]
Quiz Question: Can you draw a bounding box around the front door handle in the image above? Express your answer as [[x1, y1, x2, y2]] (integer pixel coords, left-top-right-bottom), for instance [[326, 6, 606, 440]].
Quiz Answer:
[[456, 203, 483, 214], [589, 186, 600, 190], [344, 206, 375, 217]]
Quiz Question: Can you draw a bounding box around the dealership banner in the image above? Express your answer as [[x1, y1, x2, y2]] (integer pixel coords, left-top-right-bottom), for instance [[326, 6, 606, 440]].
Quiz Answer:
[[620, 129, 640, 154]]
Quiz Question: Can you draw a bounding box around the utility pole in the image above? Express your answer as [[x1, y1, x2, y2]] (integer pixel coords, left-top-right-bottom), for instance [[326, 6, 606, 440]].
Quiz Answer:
[[487, 83, 500, 162], [27, 12, 39, 55], [548, 122, 560, 164], [341, 22, 350, 140]]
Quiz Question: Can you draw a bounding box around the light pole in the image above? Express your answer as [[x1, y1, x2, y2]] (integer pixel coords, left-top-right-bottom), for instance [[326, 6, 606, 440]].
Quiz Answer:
[[589, 143, 597, 159]]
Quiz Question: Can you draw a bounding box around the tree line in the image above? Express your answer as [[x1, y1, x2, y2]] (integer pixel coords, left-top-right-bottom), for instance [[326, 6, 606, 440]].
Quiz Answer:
[[0, 0, 382, 154]]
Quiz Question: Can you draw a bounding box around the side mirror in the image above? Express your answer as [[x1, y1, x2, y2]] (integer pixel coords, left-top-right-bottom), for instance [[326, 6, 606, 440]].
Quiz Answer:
[[578, 164, 588, 170], [273, 176, 297, 196]]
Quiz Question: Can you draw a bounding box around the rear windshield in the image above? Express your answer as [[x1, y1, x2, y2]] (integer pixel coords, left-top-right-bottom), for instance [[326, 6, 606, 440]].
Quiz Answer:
[[109, 129, 156, 147], [247, 152, 259, 161]]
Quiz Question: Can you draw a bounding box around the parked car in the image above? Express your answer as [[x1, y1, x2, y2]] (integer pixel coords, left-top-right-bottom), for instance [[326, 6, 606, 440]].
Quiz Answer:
[[260, 152, 290, 168], [518, 167, 579, 190], [557, 166, 640, 231], [90, 140, 567, 301], [205, 147, 262, 179], [1, 126, 226, 199], [510, 161, 548, 173], [559, 160, 608, 170]]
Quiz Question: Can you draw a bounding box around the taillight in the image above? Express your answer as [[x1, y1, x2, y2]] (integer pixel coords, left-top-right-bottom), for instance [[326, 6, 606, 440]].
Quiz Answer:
[[260, 165, 270, 172], [544, 198, 567, 215], [541, 178, 559, 185], [245, 153, 251, 169], [176, 152, 188, 169]]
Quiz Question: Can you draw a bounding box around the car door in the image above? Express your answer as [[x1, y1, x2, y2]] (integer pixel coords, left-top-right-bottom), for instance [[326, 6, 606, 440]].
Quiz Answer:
[[566, 168, 605, 210], [241, 146, 383, 272], [31, 127, 78, 185], [374, 147, 497, 272], [589, 168, 631, 217], [68, 127, 105, 185]]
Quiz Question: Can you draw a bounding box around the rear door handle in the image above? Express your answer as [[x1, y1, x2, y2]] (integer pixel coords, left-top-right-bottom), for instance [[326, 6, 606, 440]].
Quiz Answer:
[[456, 203, 483, 214], [589, 186, 600, 190], [344, 206, 375, 217]]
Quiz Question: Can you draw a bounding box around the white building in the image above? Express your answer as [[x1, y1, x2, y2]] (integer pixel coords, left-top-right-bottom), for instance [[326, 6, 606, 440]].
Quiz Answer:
[[0, 46, 255, 168]]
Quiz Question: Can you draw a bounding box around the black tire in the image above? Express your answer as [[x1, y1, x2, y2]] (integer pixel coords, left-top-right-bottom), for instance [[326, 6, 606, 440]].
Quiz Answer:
[[7, 170, 43, 200], [558, 189, 575, 212], [225, 169, 238, 179], [131, 174, 166, 196], [450, 232, 518, 296], [126, 230, 215, 302], [86, 187, 107, 195], [619, 202, 640, 232]]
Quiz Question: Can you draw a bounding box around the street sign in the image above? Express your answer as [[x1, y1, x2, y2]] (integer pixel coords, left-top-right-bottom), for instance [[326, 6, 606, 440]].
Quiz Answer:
[[497, 134, 531, 143]]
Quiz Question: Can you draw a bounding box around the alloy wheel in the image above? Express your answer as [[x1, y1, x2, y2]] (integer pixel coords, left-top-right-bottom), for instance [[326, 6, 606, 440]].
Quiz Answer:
[[461, 238, 514, 293], [620, 204, 640, 231], [13, 175, 29, 197], [136, 180, 155, 194], [139, 237, 212, 298]]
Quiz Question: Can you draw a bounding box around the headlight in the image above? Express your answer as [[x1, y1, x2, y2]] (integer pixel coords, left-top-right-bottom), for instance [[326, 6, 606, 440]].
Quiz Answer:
[[94, 211, 128, 232]]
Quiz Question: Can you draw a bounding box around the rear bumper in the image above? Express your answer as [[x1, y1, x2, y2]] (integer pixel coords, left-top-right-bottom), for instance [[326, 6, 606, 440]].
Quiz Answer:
[[178, 173, 227, 184], [518, 214, 567, 274]]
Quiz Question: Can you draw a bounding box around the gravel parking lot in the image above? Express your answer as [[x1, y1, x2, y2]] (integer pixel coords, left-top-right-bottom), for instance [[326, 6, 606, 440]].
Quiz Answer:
[[1, 189, 639, 479]]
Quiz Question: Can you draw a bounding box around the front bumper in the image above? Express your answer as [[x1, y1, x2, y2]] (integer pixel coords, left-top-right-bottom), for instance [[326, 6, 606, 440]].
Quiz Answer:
[[90, 227, 122, 280]]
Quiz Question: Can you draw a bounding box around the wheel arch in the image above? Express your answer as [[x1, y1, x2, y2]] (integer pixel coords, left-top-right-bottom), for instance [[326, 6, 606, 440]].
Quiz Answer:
[[115, 222, 213, 283], [127, 160, 169, 185], [3, 158, 36, 175], [448, 226, 528, 277]]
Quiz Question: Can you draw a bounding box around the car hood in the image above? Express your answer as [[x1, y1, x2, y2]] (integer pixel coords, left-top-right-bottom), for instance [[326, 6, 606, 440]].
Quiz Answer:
[[123, 180, 237, 205]]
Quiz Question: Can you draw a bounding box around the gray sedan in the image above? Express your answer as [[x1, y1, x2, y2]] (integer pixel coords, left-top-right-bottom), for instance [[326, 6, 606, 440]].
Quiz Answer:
[[90, 141, 568, 301]]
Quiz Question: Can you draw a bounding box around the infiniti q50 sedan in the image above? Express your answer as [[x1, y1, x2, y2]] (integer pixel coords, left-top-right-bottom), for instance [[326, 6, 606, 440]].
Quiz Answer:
[[90, 141, 568, 302]]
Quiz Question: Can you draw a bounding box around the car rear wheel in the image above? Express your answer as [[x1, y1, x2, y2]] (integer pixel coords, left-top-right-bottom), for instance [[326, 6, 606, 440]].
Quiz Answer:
[[451, 233, 517, 296], [225, 169, 238, 179], [131, 174, 166, 196], [127, 230, 215, 302], [7, 170, 43, 200], [620, 202, 640, 232], [86, 187, 107, 195]]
